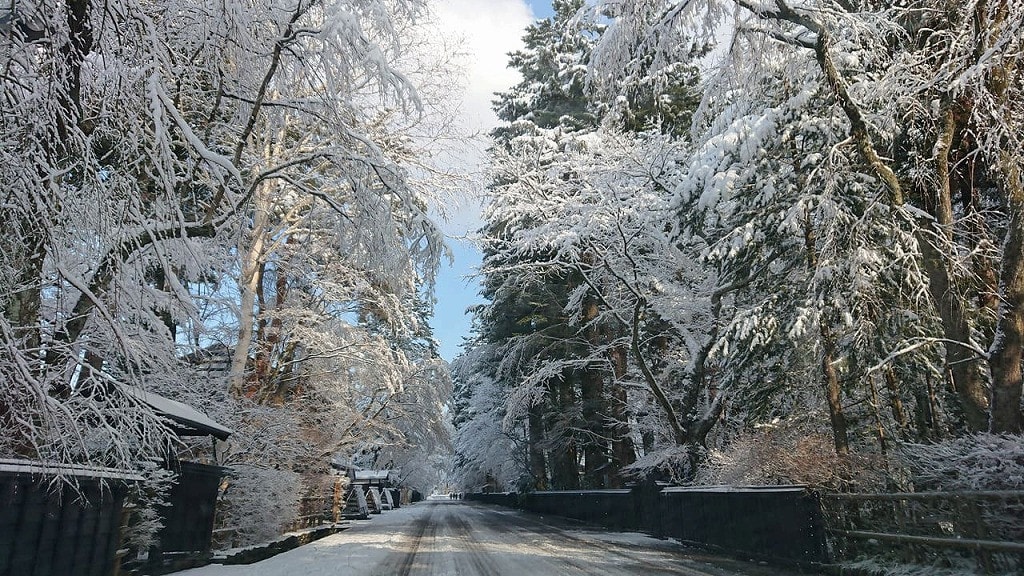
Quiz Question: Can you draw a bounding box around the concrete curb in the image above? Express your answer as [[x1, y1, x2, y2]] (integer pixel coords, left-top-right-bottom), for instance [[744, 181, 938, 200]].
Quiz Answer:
[[213, 523, 349, 565]]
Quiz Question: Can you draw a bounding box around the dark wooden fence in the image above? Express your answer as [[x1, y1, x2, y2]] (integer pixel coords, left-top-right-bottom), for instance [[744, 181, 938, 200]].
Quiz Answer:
[[467, 491, 519, 508], [0, 459, 140, 576], [467, 484, 830, 566], [659, 486, 828, 564], [469, 486, 1024, 573], [820, 490, 1024, 574], [520, 489, 643, 531], [158, 461, 226, 555]]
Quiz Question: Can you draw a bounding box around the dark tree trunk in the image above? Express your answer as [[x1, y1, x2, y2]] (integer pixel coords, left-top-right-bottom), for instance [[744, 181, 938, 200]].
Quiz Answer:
[[581, 366, 607, 487], [918, 216, 990, 432], [821, 325, 850, 457], [609, 345, 635, 487], [884, 366, 912, 440], [868, 375, 888, 454], [988, 159, 1024, 433], [581, 297, 609, 488], [914, 385, 936, 441], [527, 403, 548, 490], [548, 372, 580, 490]]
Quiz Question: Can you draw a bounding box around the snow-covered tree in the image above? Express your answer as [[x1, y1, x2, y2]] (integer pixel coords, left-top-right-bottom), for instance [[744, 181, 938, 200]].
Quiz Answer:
[[461, 0, 1022, 491], [586, 0, 1023, 465], [459, 0, 606, 490], [451, 343, 528, 491], [0, 0, 457, 493]]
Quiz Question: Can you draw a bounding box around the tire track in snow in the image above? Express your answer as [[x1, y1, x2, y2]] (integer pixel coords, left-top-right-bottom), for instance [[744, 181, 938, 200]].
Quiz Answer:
[[476, 503, 779, 576], [371, 503, 435, 576], [446, 511, 500, 576]]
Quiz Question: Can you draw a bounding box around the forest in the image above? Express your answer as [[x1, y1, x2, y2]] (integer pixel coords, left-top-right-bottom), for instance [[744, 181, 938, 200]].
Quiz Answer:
[[1, 0, 453, 545], [452, 0, 1024, 495], [1, 0, 1022, 552]]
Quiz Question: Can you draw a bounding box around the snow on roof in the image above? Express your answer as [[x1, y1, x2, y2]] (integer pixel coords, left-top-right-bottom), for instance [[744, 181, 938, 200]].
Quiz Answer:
[[120, 385, 232, 440], [532, 489, 631, 495], [662, 485, 808, 493], [0, 458, 143, 481], [353, 470, 391, 481]]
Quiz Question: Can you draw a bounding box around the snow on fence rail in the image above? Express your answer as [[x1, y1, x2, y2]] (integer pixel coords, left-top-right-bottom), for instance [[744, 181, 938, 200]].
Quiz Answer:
[[820, 490, 1024, 574]]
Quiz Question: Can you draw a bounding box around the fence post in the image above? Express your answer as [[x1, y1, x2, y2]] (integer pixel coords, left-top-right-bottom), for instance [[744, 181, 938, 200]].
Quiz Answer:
[[958, 498, 994, 573], [112, 502, 134, 576]]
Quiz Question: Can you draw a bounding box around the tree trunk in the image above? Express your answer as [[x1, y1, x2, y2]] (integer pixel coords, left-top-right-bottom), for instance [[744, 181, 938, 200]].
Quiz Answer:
[[608, 345, 635, 487], [228, 189, 271, 397], [580, 366, 607, 487], [821, 325, 850, 457], [868, 374, 888, 454], [549, 442, 579, 489], [884, 366, 911, 440], [581, 297, 608, 488], [914, 387, 935, 441], [528, 402, 548, 490], [259, 252, 292, 405], [981, 4, 1024, 433], [918, 105, 991, 432], [548, 371, 580, 490], [917, 227, 991, 431], [988, 156, 1024, 433]]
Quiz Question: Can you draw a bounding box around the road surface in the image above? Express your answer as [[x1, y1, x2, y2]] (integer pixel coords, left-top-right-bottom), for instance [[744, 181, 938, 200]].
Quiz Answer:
[[178, 499, 804, 576]]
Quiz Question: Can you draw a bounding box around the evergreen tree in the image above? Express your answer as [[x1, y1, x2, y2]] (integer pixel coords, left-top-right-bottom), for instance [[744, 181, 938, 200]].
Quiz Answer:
[[458, 0, 605, 490]]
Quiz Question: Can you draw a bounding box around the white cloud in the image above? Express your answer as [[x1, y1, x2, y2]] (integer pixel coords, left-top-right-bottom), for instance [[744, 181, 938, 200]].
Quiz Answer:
[[423, 0, 534, 236], [413, 1, 536, 360], [431, 0, 531, 132]]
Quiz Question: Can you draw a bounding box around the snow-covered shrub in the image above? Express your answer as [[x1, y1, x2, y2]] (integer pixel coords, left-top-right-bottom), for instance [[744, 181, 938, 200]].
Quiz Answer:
[[698, 425, 883, 490], [218, 465, 301, 546], [899, 433, 1024, 491], [122, 461, 176, 554], [901, 434, 1024, 543], [832, 435, 1024, 575]]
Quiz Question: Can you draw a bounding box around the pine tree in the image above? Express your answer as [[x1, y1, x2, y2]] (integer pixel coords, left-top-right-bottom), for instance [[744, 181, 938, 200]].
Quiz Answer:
[[462, 0, 604, 489]]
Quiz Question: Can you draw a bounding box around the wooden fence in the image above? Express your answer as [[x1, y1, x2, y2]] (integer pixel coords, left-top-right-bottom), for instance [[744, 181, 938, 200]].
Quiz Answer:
[[158, 462, 226, 555], [469, 485, 831, 566], [0, 460, 140, 576], [820, 490, 1024, 574], [285, 491, 337, 533]]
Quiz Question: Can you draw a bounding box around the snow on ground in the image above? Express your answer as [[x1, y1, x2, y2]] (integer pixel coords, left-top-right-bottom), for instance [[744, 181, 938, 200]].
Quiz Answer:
[[175, 500, 802, 576], [175, 504, 426, 576]]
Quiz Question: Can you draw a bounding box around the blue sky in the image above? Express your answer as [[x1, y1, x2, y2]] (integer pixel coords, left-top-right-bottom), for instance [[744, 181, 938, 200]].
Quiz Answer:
[[428, 0, 554, 361], [527, 0, 555, 18]]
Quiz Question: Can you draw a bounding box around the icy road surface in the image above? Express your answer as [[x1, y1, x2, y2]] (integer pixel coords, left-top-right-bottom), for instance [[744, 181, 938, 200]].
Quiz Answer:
[[176, 499, 803, 576]]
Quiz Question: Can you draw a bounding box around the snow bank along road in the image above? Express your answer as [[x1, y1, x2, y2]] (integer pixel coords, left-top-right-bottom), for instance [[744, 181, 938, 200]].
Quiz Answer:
[[177, 500, 804, 576]]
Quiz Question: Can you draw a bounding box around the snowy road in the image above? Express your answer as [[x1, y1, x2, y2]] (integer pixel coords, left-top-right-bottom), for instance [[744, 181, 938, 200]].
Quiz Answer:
[[176, 500, 803, 576]]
